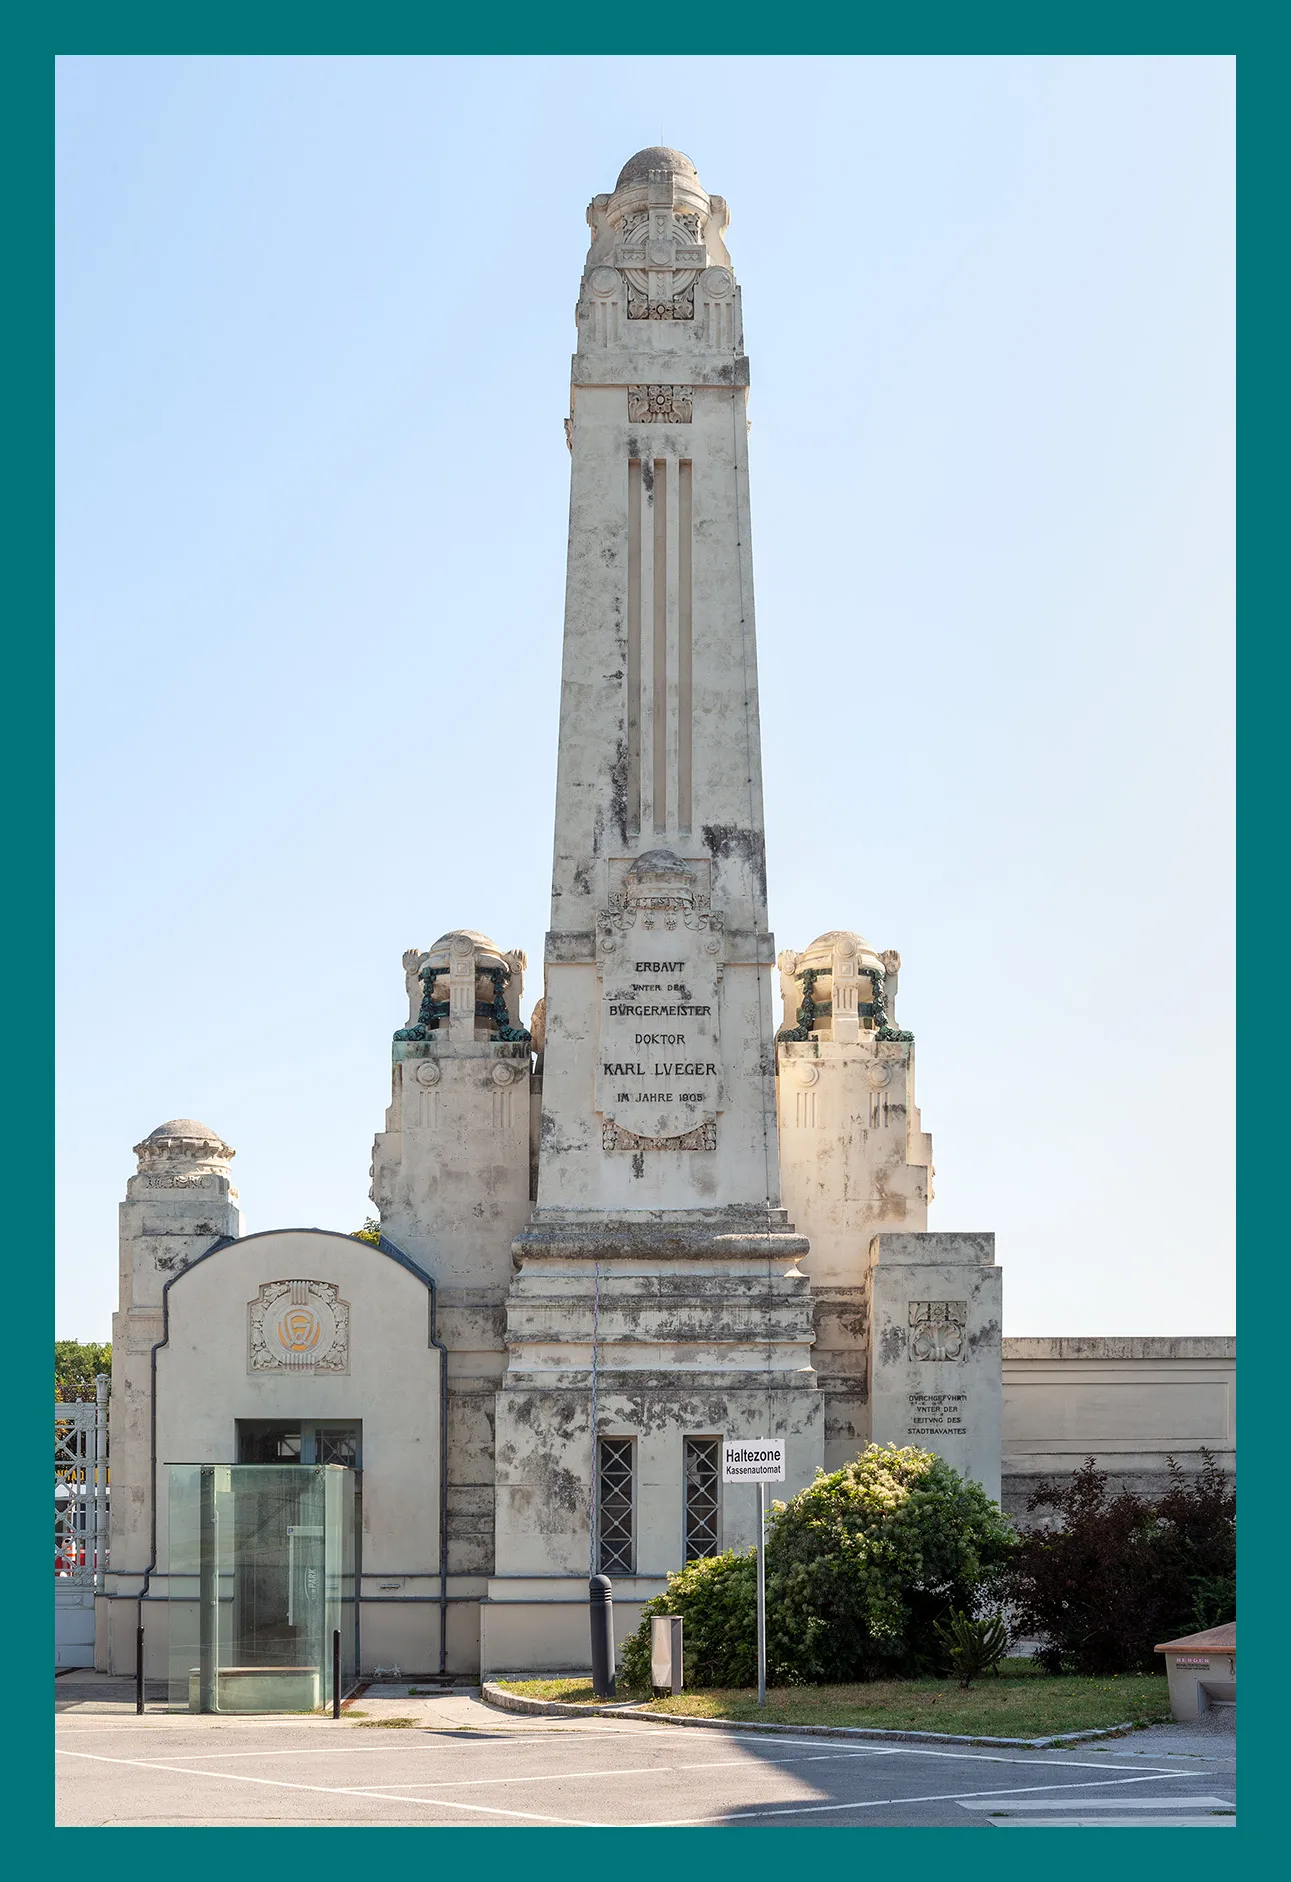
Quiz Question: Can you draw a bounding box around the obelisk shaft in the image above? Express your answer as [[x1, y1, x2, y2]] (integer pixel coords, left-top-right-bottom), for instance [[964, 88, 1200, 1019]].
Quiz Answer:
[[535, 150, 781, 1216]]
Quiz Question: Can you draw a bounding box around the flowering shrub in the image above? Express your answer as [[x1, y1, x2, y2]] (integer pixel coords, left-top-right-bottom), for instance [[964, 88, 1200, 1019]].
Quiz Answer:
[[619, 1444, 1015, 1691]]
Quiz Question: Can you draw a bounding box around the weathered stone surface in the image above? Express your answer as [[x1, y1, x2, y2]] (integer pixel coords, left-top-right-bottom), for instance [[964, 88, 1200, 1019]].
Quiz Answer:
[[867, 1232, 1003, 1502]]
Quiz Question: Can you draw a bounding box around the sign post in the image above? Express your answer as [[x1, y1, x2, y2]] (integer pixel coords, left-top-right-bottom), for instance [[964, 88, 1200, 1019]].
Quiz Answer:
[[722, 1440, 785, 1707]]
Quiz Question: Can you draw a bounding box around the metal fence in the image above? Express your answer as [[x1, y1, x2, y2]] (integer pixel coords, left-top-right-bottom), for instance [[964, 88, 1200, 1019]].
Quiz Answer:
[[55, 1376, 109, 1589]]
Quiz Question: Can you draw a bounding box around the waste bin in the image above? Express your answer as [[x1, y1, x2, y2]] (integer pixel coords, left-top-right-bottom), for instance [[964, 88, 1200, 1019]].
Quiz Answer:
[[651, 1615, 684, 1696]]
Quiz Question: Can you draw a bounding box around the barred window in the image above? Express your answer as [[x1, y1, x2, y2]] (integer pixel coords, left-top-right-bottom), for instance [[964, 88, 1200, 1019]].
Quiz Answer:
[[684, 1437, 721, 1560], [597, 1437, 635, 1574]]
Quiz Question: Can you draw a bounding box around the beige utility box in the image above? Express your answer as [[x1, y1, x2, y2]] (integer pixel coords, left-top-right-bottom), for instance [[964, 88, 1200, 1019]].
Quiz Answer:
[[1154, 1621, 1236, 1720]]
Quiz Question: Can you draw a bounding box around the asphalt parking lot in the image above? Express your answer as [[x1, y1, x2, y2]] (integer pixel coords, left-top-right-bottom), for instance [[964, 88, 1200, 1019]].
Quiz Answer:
[[55, 1684, 1236, 1828]]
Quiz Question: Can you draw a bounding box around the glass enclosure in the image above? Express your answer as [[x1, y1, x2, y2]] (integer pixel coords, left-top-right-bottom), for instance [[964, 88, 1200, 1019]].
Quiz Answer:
[[167, 1464, 355, 1713]]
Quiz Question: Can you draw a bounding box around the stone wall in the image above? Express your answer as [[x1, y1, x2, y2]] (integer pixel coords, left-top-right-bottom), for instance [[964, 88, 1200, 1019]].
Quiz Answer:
[[1000, 1336, 1236, 1515]]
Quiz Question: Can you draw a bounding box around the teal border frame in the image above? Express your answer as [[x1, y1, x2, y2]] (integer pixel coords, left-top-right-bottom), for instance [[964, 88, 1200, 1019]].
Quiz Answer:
[[29, 8, 1250, 1874]]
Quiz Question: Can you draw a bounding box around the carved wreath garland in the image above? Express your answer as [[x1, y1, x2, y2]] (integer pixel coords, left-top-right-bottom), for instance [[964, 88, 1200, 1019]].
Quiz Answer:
[[394, 963, 530, 1044], [776, 963, 913, 1044]]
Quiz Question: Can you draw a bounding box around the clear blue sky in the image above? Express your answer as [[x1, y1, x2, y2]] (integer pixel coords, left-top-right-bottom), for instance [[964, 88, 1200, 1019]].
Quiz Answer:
[[56, 54, 1234, 1341]]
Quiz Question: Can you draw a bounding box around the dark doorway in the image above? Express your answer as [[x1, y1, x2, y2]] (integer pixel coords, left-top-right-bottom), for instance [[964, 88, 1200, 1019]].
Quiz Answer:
[[235, 1422, 362, 1672]]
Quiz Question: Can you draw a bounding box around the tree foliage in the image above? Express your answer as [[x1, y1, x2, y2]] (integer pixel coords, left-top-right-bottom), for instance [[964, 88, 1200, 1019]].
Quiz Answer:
[[351, 1219, 382, 1245], [620, 1444, 1015, 1691], [1008, 1453, 1236, 1675], [55, 1340, 111, 1402]]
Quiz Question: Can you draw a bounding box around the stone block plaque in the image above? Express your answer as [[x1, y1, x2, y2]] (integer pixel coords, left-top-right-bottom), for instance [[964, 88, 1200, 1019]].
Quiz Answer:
[[596, 907, 723, 1145]]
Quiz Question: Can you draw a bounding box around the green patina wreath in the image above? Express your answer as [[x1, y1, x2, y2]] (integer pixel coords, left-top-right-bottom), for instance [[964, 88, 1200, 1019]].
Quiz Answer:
[[776, 960, 914, 1044], [394, 962, 530, 1044]]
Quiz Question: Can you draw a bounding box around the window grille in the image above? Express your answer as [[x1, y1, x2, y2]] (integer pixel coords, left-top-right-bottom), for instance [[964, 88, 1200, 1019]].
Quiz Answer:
[[315, 1429, 360, 1467], [597, 1437, 635, 1574], [236, 1421, 360, 1467], [684, 1437, 721, 1560]]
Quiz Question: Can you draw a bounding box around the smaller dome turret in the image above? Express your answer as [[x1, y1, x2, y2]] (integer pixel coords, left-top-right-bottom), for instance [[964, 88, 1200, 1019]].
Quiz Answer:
[[394, 931, 530, 1048], [133, 1118, 235, 1170], [777, 931, 904, 1045], [615, 146, 698, 191], [800, 930, 886, 978]]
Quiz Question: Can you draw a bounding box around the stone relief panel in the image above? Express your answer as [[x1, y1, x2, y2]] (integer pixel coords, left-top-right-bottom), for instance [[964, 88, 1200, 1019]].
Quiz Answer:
[[907, 1300, 967, 1363], [617, 205, 705, 318], [627, 385, 694, 424], [248, 1279, 350, 1374]]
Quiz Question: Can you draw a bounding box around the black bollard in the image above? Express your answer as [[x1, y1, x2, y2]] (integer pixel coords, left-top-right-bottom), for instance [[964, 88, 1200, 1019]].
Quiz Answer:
[[136, 1625, 144, 1715], [588, 1574, 616, 1698], [332, 1629, 342, 1719]]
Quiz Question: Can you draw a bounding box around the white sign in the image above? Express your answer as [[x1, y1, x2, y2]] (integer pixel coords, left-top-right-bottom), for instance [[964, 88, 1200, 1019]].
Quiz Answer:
[[723, 1440, 785, 1484]]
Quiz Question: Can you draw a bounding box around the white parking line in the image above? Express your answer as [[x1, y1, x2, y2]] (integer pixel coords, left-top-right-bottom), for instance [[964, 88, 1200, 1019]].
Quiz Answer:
[[960, 1796, 1232, 1810], [56, 1742, 1208, 1832], [344, 1750, 916, 1792], [990, 1817, 1234, 1828], [55, 1750, 603, 1827], [642, 1772, 1194, 1828], [52, 1720, 1189, 1778]]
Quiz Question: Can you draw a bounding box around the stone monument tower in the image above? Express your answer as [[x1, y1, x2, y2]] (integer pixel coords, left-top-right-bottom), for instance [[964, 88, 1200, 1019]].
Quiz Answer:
[[484, 149, 822, 1668], [102, 1120, 243, 1666]]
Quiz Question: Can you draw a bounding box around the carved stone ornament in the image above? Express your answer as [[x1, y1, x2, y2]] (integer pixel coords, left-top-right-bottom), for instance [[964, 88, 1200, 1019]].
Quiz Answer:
[[603, 1119, 717, 1152], [908, 1300, 967, 1363], [864, 1061, 892, 1090], [628, 385, 693, 424], [414, 1059, 442, 1087], [626, 281, 695, 320], [249, 1279, 350, 1374], [617, 207, 704, 319]]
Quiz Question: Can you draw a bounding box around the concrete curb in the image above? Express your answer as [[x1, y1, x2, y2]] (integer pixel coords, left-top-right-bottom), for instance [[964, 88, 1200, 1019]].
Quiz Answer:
[[480, 1681, 1143, 1749], [483, 1680, 650, 1722]]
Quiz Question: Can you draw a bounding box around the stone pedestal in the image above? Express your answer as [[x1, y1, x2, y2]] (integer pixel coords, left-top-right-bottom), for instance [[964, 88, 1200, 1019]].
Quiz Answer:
[[372, 929, 534, 1589], [489, 1209, 821, 1669], [867, 1232, 1002, 1501], [775, 931, 932, 1470]]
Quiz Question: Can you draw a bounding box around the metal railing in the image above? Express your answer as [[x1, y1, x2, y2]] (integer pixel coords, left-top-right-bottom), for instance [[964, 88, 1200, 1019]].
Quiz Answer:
[[55, 1375, 110, 1590]]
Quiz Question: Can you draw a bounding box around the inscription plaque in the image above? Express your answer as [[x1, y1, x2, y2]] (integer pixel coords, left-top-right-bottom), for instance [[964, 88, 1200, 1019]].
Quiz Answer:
[[596, 907, 723, 1144], [906, 1391, 967, 1438]]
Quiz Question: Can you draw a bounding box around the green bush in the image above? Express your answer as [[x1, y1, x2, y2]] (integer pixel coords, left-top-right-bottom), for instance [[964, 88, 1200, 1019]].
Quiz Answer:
[[620, 1549, 759, 1692], [619, 1444, 1015, 1691]]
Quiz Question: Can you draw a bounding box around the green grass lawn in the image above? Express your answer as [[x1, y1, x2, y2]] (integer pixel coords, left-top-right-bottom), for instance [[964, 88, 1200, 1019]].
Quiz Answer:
[[494, 1661, 1171, 1739]]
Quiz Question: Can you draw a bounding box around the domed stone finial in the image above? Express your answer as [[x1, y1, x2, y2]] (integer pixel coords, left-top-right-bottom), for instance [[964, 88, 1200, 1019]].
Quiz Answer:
[[614, 146, 699, 192], [133, 1118, 235, 1171]]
